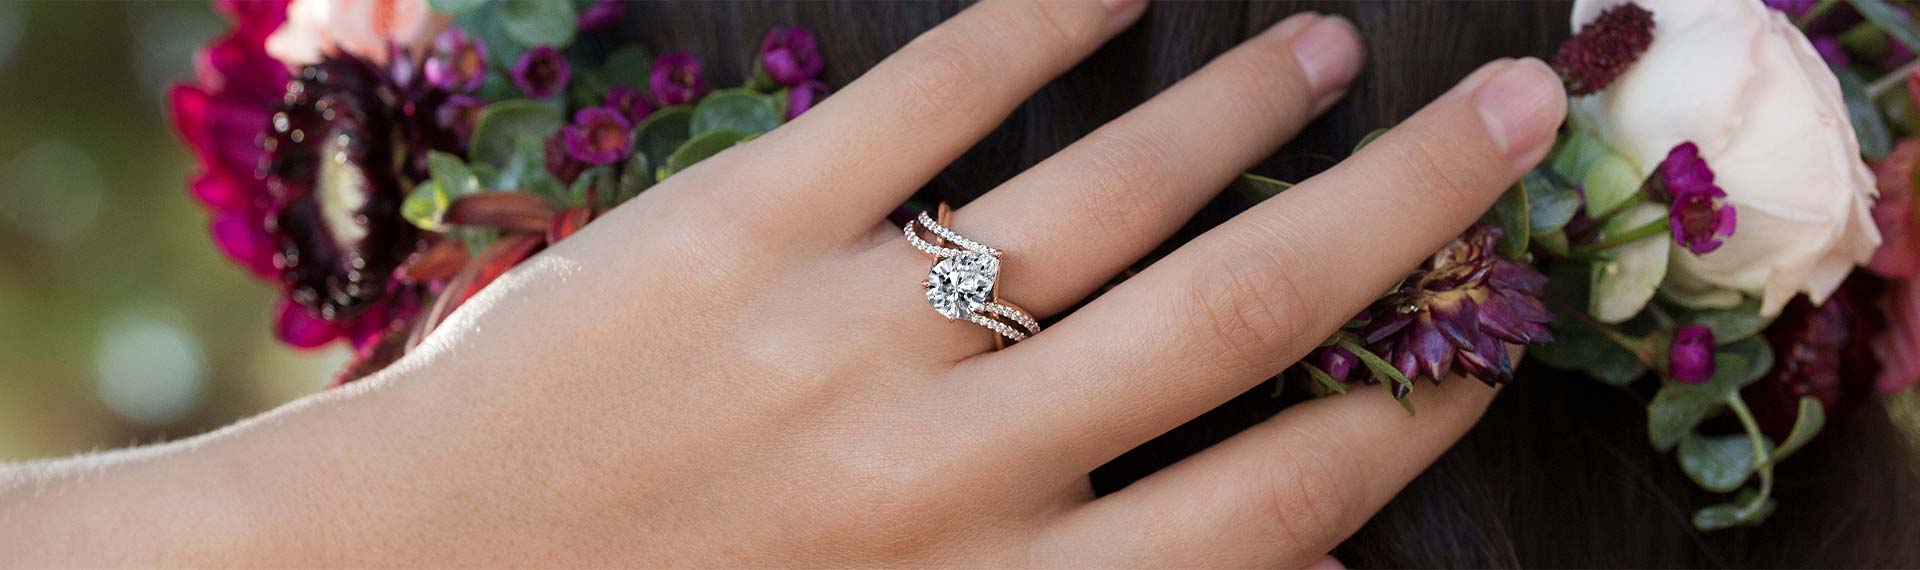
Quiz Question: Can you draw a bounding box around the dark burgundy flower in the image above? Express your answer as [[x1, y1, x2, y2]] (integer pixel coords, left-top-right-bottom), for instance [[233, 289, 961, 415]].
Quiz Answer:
[[759, 26, 823, 86], [1747, 275, 1885, 439], [603, 85, 653, 123], [576, 0, 625, 31], [512, 45, 571, 99], [562, 107, 633, 165], [1356, 225, 1554, 386], [1653, 142, 1713, 201], [786, 80, 828, 120], [650, 51, 704, 106], [262, 57, 427, 348], [1669, 186, 1737, 254], [1668, 324, 1716, 383], [424, 28, 489, 93], [1552, 3, 1655, 96], [545, 132, 588, 186], [436, 94, 483, 147]]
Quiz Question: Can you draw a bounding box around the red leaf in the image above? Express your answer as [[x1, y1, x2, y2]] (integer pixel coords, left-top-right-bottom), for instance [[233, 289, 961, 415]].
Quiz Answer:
[[445, 192, 558, 233]]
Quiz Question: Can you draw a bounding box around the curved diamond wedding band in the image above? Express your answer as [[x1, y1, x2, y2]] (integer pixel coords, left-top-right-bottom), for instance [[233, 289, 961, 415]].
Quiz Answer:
[[904, 203, 1040, 348]]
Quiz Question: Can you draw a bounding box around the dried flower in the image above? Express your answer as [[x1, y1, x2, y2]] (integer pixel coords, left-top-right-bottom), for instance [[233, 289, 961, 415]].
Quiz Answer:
[[512, 45, 571, 99], [1668, 324, 1716, 383], [760, 26, 823, 86], [650, 51, 704, 106], [1359, 225, 1553, 387], [603, 85, 653, 124], [1553, 2, 1655, 96], [562, 107, 633, 165], [424, 28, 488, 93], [1669, 185, 1737, 254], [576, 0, 625, 31], [786, 80, 828, 120]]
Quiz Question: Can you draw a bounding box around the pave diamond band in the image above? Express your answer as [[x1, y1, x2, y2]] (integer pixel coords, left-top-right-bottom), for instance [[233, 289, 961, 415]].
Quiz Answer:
[[905, 203, 1039, 348]]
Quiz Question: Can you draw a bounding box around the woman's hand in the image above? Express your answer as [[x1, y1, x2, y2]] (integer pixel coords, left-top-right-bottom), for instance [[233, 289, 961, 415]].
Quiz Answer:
[[2, 1, 1565, 566]]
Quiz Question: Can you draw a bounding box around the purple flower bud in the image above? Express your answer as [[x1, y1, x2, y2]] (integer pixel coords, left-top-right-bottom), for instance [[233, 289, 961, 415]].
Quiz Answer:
[[786, 80, 828, 120], [425, 29, 489, 93], [1654, 142, 1715, 201], [1669, 324, 1716, 384], [436, 94, 484, 146], [650, 52, 704, 106], [512, 46, 571, 99], [1315, 346, 1357, 381], [562, 107, 633, 165], [759, 26, 823, 86], [576, 0, 624, 31], [1669, 185, 1737, 254], [603, 85, 653, 124], [1812, 36, 1851, 68]]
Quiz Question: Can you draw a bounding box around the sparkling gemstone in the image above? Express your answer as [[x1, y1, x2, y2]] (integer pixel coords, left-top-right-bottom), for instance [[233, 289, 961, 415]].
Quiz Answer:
[[926, 252, 999, 320]]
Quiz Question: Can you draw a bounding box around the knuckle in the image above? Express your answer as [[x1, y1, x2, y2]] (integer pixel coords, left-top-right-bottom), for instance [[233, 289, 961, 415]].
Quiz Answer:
[[890, 32, 986, 118], [1379, 131, 1481, 211], [1184, 230, 1312, 376], [1251, 434, 1356, 551], [1062, 128, 1170, 237]]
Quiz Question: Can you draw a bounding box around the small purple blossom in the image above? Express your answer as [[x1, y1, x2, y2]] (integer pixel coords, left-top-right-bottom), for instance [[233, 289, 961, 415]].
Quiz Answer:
[[562, 107, 633, 165], [603, 85, 654, 124], [759, 26, 823, 86], [512, 46, 571, 99], [436, 94, 483, 146], [1315, 345, 1358, 381], [786, 80, 828, 120], [1764, 0, 1817, 17], [1812, 36, 1851, 68], [1670, 185, 1737, 254], [425, 29, 489, 93], [1669, 324, 1717, 384], [576, 0, 625, 31], [1654, 142, 1714, 201], [650, 52, 705, 106]]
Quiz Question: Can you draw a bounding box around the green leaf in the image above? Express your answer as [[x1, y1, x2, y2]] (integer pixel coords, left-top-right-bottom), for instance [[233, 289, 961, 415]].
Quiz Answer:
[[456, 5, 527, 69], [1583, 344, 1648, 386], [428, 0, 492, 14], [402, 180, 452, 231], [1533, 229, 1570, 257], [634, 105, 692, 173], [1524, 170, 1581, 233], [469, 100, 563, 167], [1692, 494, 1777, 531], [1769, 396, 1827, 465], [689, 88, 784, 137], [427, 151, 480, 196], [568, 68, 611, 111], [601, 46, 652, 92], [1589, 204, 1670, 322], [1646, 339, 1772, 451], [1848, 0, 1920, 56], [498, 0, 577, 48], [1688, 297, 1770, 345], [1482, 179, 1530, 259], [1335, 338, 1414, 414], [1299, 363, 1349, 395], [1678, 433, 1757, 493], [660, 128, 748, 179], [615, 152, 652, 204], [1834, 66, 1893, 160], [1229, 173, 1294, 203], [1353, 128, 1388, 152]]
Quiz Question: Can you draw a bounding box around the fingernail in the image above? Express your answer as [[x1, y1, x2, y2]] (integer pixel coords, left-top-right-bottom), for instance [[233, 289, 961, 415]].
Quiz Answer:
[[1305, 556, 1346, 570], [1472, 57, 1566, 161], [1289, 15, 1363, 102]]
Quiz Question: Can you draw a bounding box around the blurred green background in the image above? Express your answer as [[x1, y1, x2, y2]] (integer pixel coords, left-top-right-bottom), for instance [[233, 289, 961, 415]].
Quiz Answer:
[[0, 2, 344, 461]]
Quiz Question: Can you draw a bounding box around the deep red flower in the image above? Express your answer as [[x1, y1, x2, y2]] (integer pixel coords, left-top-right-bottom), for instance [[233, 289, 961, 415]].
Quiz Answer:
[[1747, 275, 1885, 440], [1552, 3, 1655, 96]]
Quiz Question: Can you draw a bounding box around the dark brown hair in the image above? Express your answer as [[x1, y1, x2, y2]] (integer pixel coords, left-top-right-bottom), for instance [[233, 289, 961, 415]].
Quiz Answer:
[[622, 2, 1920, 566]]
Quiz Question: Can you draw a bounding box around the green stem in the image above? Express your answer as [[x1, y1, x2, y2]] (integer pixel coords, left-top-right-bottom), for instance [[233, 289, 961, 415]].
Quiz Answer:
[[1585, 192, 1647, 229], [1868, 57, 1920, 101], [1725, 395, 1776, 517], [1570, 218, 1669, 256]]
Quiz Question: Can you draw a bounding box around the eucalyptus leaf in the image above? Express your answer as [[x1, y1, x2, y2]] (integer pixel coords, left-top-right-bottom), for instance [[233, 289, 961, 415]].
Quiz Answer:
[[1688, 297, 1769, 345], [1848, 0, 1920, 56], [602, 46, 653, 91], [1583, 343, 1647, 386], [690, 88, 784, 137], [1579, 150, 1643, 217], [616, 152, 652, 204], [1482, 179, 1530, 259], [568, 68, 611, 111], [428, 0, 492, 14], [427, 151, 480, 197], [1647, 352, 1749, 451], [499, 0, 577, 48], [402, 180, 452, 231], [1769, 396, 1827, 465], [1524, 170, 1581, 233], [1533, 229, 1570, 257], [660, 128, 748, 179], [1835, 66, 1892, 160], [1678, 433, 1757, 493], [1230, 173, 1293, 203], [634, 105, 692, 172], [1692, 496, 1776, 531], [1589, 204, 1669, 323], [469, 100, 563, 167]]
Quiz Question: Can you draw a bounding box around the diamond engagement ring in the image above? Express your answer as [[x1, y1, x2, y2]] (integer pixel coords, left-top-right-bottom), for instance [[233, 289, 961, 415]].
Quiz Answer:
[[904, 203, 1040, 348]]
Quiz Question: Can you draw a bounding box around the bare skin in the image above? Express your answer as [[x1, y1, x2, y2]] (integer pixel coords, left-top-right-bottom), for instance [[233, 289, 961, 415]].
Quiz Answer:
[[0, 2, 1566, 567]]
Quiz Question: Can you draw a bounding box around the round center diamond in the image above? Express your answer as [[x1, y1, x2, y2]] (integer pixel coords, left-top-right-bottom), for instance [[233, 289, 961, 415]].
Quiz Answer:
[[926, 252, 999, 320]]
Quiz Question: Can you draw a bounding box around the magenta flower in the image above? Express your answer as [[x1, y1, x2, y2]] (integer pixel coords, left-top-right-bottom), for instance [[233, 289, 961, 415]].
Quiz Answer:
[[563, 107, 633, 165], [786, 80, 828, 120], [512, 46, 571, 99], [603, 85, 654, 124], [1668, 324, 1716, 383], [436, 94, 483, 146], [1655, 142, 1715, 200], [424, 29, 489, 93], [650, 52, 705, 106], [1551, 3, 1654, 96], [1764, 0, 1817, 16], [1812, 36, 1850, 67], [1669, 186, 1737, 254], [576, 0, 624, 31], [760, 26, 823, 86]]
